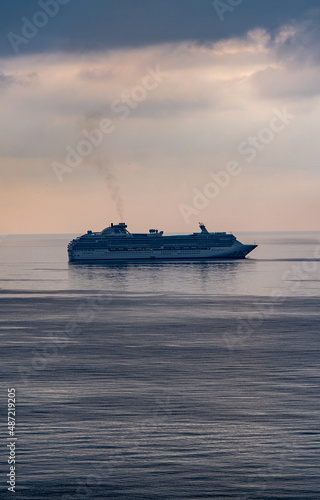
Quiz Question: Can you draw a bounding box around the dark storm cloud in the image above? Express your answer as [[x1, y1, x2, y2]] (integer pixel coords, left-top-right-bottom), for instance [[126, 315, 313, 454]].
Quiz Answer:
[[1, 0, 320, 57]]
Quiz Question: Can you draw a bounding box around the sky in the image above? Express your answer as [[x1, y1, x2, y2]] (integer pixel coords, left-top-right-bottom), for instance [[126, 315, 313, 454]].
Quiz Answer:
[[1, 0, 320, 233]]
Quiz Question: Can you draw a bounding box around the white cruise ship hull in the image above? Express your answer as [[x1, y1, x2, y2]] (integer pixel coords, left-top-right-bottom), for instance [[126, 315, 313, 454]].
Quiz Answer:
[[68, 241, 257, 262]]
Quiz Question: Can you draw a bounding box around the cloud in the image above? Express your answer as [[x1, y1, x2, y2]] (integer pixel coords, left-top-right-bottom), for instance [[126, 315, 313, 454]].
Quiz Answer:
[[0, 72, 16, 87], [1, 19, 320, 232], [1, 0, 320, 57], [250, 65, 320, 100], [0, 70, 37, 89]]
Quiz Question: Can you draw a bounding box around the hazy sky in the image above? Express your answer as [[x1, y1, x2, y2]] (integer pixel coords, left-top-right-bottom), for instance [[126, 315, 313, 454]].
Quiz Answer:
[[1, 0, 320, 233]]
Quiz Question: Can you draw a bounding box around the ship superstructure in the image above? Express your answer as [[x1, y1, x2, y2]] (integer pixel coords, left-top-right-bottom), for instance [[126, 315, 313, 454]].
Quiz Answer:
[[68, 222, 257, 262]]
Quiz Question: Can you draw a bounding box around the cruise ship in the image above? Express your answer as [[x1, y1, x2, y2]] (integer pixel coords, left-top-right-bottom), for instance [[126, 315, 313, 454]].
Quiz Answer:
[[68, 222, 257, 262]]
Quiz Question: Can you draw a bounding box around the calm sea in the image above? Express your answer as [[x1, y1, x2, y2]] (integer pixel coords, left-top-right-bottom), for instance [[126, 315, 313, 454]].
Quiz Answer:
[[1, 232, 320, 499]]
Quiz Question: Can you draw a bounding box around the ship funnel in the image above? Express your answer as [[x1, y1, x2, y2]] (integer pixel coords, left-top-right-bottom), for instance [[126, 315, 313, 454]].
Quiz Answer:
[[199, 222, 208, 234]]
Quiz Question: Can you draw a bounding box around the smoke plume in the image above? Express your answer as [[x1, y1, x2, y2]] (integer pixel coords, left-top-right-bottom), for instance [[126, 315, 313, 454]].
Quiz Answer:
[[92, 159, 124, 221], [79, 113, 124, 221]]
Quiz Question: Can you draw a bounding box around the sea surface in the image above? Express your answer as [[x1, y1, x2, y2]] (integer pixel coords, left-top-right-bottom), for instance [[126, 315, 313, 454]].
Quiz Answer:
[[1, 232, 320, 499]]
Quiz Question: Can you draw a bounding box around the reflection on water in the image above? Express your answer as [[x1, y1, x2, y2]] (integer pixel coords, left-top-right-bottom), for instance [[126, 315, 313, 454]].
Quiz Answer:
[[68, 255, 320, 296], [68, 260, 245, 294]]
